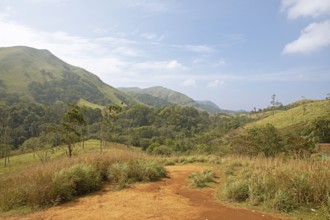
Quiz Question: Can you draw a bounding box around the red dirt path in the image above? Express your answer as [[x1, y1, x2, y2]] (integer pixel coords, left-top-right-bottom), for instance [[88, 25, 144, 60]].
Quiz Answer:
[[2, 165, 288, 220]]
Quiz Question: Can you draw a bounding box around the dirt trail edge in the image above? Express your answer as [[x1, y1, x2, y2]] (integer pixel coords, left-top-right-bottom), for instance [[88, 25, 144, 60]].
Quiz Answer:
[[3, 165, 288, 220]]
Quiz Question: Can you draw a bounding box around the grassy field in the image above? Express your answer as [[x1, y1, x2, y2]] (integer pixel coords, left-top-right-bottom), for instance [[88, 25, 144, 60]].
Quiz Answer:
[[2, 140, 330, 219], [77, 98, 104, 109], [0, 140, 141, 175], [0, 140, 166, 214], [217, 156, 330, 220], [246, 100, 330, 132]]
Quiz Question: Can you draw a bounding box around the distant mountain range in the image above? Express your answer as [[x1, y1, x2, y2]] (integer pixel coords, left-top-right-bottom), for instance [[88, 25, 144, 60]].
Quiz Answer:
[[118, 86, 225, 113], [0, 46, 226, 113]]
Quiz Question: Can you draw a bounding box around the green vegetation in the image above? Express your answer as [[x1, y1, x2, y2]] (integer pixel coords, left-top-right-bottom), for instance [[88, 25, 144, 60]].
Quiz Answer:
[[218, 157, 330, 218], [77, 98, 103, 109], [0, 46, 135, 106], [108, 159, 167, 189], [1, 45, 330, 219], [188, 169, 216, 188], [229, 123, 313, 157], [248, 100, 330, 133], [0, 149, 166, 212], [119, 86, 224, 112]]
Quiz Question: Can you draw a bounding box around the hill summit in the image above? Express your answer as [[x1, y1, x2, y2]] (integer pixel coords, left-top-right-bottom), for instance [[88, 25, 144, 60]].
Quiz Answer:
[[0, 46, 135, 106], [119, 86, 223, 112]]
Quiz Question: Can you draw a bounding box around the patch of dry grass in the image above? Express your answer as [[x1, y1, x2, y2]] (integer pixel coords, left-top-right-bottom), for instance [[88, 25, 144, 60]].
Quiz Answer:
[[0, 150, 166, 213], [218, 156, 330, 218]]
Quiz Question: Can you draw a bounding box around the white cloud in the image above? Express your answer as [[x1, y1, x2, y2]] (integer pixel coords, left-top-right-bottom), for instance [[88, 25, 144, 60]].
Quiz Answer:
[[181, 45, 215, 53], [0, 18, 149, 86], [0, 6, 14, 19], [213, 59, 226, 67], [283, 20, 330, 54], [135, 60, 186, 71], [25, 0, 68, 4], [207, 80, 224, 88], [122, 0, 170, 13], [281, 0, 330, 19], [182, 79, 196, 87], [141, 32, 165, 42]]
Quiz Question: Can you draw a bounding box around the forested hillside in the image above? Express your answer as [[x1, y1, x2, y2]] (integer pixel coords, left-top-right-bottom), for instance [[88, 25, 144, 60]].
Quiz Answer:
[[0, 46, 136, 106], [0, 46, 329, 159], [119, 86, 223, 112]]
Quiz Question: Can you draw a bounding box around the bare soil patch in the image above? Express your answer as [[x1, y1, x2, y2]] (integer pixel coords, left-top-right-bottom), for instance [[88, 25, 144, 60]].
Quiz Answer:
[[1, 165, 288, 220]]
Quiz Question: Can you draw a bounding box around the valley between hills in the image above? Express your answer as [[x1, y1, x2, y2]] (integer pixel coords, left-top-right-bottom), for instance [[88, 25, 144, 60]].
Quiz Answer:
[[0, 46, 330, 220]]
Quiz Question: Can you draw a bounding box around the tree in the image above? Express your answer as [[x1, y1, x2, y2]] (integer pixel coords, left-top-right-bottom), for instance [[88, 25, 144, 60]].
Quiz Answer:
[[99, 105, 122, 152], [270, 94, 282, 116], [231, 124, 284, 157], [309, 117, 330, 143], [61, 104, 87, 158], [0, 103, 13, 167], [326, 93, 330, 100]]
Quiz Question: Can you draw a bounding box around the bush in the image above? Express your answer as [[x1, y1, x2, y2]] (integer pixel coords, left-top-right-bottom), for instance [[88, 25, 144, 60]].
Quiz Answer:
[[0, 151, 163, 212], [219, 156, 330, 216], [225, 179, 249, 202], [108, 159, 167, 189], [108, 162, 130, 189], [230, 124, 285, 157], [272, 189, 296, 212], [56, 164, 102, 196], [148, 145, 173, 156], [189, 169, 216, 188]]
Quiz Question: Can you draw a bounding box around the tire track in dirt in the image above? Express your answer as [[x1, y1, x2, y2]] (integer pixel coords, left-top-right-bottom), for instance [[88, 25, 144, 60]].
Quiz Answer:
[[2, 165, 288, 220]]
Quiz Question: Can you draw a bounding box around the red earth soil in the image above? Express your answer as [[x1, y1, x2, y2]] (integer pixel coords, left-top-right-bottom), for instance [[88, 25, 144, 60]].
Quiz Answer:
[[1, 165, 289, 220]]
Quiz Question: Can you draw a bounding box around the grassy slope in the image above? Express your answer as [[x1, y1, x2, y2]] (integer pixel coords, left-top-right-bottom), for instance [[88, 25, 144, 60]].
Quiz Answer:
[[0, 46, 136, 105], [77, 98, 104, 109], [0, 47, 64, 98], [0, 140, 141, 175], [218, 156, 330, 220], [120, 86, 196, 106], [246, 99, 330, 132]]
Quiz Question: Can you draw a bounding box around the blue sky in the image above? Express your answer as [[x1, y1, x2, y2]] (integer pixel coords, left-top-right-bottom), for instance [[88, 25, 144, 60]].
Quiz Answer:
[[0, 0, 329, 110]]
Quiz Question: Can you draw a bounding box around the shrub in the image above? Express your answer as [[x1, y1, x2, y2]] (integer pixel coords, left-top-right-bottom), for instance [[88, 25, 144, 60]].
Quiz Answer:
[[272, 189, 296, 212], [0, 151, 162, 212], [152, 145, 173, 156], [189, 169, 216, 188], [108, 162, 130, 189], [56, 164, 102, 196], [108, 159, 167, 189], [142, 160, 167, 181], [219, 156, 330, 216], [224, 179, 249, 202]]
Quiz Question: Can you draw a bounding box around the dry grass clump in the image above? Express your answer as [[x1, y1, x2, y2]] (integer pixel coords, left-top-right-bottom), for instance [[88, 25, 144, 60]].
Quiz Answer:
[[108, 159, 167, 189], [0, 150, 166, 212], [220, 156, 330, 216], [188, 169, 216, 188], [157, 155, 222, 166]]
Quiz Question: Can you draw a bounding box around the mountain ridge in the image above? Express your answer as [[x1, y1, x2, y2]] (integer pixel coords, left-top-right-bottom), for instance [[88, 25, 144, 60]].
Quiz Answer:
[[0, 46, 136, 106], [1, 46, 226, 113], [119, 86, 225, 113]]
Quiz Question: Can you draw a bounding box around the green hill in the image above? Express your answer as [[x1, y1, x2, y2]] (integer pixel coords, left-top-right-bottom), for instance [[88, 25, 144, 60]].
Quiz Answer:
[[246, 99, 330, 133], [119, 86, 223, 112], [195, 100, 222, 113], [0, 46, 136, 106], [120, 86, 196, 106]]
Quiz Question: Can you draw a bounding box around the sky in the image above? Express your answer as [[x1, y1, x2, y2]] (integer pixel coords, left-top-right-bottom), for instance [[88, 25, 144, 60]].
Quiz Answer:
[[0, 0, 330, 110]]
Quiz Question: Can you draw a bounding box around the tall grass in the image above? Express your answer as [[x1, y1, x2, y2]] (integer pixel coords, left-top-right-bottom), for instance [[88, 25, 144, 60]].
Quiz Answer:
[[188, 169, 216, 188], [219, 156, 330, 217], [0, 150, 166, 212]]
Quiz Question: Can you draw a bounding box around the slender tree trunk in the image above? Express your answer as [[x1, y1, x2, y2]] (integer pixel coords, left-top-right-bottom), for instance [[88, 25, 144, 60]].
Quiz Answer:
[[4, 154, 6, 168], [4, 151, 9, 168], [68, 144, 73, 158]]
